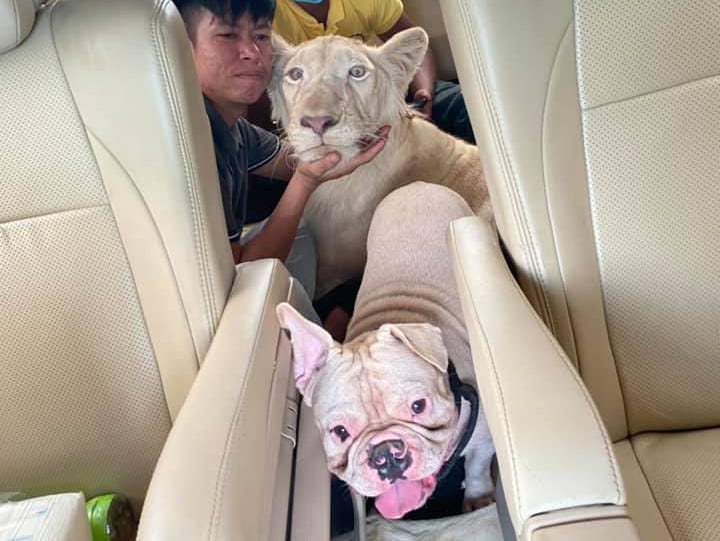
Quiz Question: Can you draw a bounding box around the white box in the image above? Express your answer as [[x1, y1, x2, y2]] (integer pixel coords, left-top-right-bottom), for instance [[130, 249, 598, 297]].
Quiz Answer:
[[0, 493, 92, 541]]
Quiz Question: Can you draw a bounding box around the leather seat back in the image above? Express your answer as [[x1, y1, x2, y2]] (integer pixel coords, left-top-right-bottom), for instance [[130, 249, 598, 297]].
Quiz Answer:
[[442, 0, 720, 439], [0, 0, 233, 508]]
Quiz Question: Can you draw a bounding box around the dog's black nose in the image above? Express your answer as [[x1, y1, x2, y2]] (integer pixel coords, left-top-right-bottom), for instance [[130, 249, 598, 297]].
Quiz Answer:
[[368, 439, 412, 482]]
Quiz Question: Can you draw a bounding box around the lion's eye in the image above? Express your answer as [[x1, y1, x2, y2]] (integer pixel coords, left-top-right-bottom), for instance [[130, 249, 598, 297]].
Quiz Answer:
[[349, 65, 367, 79], [331, 425, 350, 442], [411, 399, 426, 415], [287, 67, 303, 81]]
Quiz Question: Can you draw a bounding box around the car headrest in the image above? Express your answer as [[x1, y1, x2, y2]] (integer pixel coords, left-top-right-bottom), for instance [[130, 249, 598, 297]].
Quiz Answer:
[[0, 0, 39, 55]]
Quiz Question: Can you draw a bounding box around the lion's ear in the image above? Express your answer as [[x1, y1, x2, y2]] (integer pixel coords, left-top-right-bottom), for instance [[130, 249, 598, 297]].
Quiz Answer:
[[272, 33, 294, 57], [271, 34, 295, 88], [269, 34, 296, 127], [379, 27, 429, 90]]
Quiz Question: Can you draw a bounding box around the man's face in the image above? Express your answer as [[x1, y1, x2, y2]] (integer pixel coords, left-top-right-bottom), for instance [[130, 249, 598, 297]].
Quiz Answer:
[[190, 9, 272, 110]]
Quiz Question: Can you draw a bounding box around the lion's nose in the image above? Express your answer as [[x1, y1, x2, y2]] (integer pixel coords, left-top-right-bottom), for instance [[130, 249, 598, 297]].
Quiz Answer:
[[368, 439, 412, 482], [300, 115, 338, 135]]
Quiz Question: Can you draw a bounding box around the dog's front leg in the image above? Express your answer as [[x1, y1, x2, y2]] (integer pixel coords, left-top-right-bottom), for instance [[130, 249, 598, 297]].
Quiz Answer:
[[462, 419, 495, 512]]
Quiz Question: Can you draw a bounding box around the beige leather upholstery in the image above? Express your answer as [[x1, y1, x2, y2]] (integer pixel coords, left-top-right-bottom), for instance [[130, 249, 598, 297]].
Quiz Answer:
[[524, 506, 637, 541], [291, 402, 331, 541], [0, 0, 235, 511], [442, 0, 720, 538], [448, 217, 625, 531], [138, 271, 330, 541], [137, 261, 295, 541], [0, 0, 36, 54]]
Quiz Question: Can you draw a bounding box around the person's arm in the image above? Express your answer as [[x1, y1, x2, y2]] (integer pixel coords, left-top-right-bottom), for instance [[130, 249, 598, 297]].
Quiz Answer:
[[249, 142, 295, 182], [380, 13, 436, 117], [232, 127, 390, 264]]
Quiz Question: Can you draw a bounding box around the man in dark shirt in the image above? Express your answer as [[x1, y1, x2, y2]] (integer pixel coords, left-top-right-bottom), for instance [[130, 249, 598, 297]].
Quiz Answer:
[[173, 0, 388, 303]]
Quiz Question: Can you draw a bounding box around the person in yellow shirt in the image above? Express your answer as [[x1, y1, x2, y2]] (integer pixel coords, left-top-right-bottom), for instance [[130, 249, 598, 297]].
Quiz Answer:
[[273, 0, 475, 143]]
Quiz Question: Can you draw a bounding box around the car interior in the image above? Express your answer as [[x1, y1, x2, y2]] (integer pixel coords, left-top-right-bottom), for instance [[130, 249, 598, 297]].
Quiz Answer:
[[1, 0, 717, 540]]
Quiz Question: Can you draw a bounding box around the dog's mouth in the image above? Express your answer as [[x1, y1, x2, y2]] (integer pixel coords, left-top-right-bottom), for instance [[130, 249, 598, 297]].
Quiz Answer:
[[373, 474, 437, 519]]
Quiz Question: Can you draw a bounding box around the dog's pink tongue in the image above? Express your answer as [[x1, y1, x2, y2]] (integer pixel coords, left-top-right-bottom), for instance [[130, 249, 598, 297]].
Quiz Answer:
[[374, 479, 425, 519]]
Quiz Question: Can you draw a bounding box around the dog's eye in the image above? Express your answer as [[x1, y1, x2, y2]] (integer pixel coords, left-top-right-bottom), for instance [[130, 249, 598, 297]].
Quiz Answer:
[[287, 67, 303, 82], [411, 399, 426, 415], [349, 65, 367, 79], [332, 425, 350, 442]]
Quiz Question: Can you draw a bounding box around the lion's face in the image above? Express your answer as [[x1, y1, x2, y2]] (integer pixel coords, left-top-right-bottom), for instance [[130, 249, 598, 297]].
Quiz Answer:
[[269, 28, 428, 162]]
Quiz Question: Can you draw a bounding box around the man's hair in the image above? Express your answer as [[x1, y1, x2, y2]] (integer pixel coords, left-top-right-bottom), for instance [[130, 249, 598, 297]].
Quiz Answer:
[[172, 0, 276, 40]]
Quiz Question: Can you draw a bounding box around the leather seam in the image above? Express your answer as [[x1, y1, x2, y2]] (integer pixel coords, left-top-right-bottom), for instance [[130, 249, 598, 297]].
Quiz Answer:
[[48, 4, 177, 424], [453, 219, 623, 515], [0, 203, 108, 227], [85, 128, 202, 366], [207, 262, 279, 541], [449, 222, 523, 519], [584, 72, 720, 112], [12, 0, 20, 46], [86, 128, 202, 417], [627, 438, 674, 538], [456, 0, 558, 336], [151, 0, 218, 337], [502, 235, 623, 504], [571, 6, 633, 438], [539, 20, 579, 366]]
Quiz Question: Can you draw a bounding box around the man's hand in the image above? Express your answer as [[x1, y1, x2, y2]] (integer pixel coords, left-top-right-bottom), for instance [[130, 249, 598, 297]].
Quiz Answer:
[[293, 126, 390, 190], [411, 88, 433, 117]]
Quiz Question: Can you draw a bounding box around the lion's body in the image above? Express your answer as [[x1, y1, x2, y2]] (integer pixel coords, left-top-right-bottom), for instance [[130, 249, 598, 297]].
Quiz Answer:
[[270, 29, 492, 297], [306, 116, 490, 296]]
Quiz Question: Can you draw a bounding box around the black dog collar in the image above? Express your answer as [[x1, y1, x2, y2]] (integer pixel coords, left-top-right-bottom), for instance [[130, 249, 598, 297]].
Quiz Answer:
[[436, 360, 479, 482]]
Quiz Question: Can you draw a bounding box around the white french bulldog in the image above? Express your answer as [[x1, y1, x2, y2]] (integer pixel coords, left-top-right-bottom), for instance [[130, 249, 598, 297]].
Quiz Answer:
[[276, 182, 495, 519]]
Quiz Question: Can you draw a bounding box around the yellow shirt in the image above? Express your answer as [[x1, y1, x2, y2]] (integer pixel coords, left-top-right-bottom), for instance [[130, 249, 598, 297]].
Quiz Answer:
[[273, 0, 404, 46]]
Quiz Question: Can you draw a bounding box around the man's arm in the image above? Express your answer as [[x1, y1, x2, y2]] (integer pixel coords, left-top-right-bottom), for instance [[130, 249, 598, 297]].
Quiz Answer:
[[380, 13, 436, 117], [233, 127, 390, 264], [249, 142, 295, 181]]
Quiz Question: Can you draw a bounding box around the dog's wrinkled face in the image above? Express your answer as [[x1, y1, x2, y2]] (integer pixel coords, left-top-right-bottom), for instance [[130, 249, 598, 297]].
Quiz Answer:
[[268, 28, 428, 162], [276, 303, 458, 519]]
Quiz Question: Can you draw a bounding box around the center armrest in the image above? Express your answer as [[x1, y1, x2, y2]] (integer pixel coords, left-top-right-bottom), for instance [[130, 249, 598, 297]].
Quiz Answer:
[[447, 217, 628, 537], [138, 259, 294, 541]]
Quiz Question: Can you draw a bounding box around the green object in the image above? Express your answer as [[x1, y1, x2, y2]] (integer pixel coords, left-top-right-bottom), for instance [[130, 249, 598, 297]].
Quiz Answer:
[[85, 494, 137, 541]]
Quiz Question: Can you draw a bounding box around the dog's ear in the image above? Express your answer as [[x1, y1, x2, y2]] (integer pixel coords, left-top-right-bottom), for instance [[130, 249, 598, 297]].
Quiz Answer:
[[276, 302, 333, 403], [378, 323, 448, 373], [378, 27, 429, 91]]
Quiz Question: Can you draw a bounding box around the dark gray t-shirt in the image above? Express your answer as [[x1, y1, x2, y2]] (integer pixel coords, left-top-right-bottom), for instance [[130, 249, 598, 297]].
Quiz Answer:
[[205, 99, 280, 241]]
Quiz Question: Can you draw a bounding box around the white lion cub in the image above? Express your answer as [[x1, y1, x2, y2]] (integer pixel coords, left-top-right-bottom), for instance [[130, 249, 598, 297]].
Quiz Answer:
[[269, 28, 492, 297]]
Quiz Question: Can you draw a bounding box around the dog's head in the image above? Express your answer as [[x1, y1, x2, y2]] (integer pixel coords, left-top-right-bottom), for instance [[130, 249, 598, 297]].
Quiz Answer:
[[276, 303, 459, 519], [268, 28, 428, 162]]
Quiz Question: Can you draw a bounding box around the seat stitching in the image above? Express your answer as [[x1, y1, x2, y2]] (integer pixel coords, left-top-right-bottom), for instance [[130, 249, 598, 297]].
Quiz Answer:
[[452, 218, 624, 520], [154, 0, 218, 326], [585, 72, 720, 112], [571, 3, 634, 438], [86, 128, 203, 414], [150, 0, 218, 337], [12, 0, 20, 46], [47, 3, 190, 422], [539, 21, 580, 366], [207, 262, 279, 541], [627, 438, 674, 538], [449, 222, 523, 519], [456, 0, 558, 336], [0, 204, 108, 227], [503, 235, 623, 504]]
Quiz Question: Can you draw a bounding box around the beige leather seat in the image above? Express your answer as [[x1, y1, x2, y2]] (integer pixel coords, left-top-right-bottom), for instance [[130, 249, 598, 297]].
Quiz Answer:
[[0, 1, 322, 539], [441, 0, 719, 539]]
